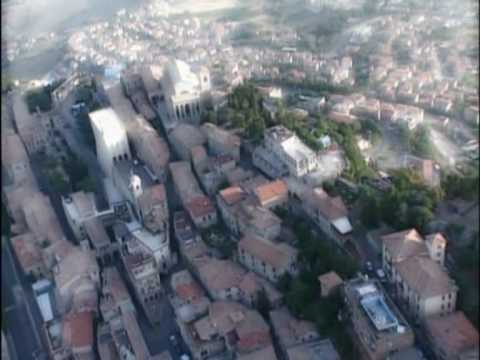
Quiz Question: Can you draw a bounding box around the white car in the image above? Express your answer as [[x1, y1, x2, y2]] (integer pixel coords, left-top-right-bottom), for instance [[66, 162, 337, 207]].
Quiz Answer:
[[365, 261, 373, 272], [180, 355, 190, 360], [376, 269, 386, 280]]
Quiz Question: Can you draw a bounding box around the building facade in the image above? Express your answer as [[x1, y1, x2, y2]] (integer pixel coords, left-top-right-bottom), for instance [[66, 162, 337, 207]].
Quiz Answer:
[[162, 60, 211, 125]]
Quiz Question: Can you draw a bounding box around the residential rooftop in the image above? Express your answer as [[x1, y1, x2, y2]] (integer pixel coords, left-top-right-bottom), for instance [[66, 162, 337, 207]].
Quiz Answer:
[[239, 235, 298, 270], [381, 228, 428, 262], [89, 108, 128, 148], [197, 258, 246, 293], [269, 307, 319, 349], [344, 277, 412, 336], [286, 339, 340, 360], [395, 256, 457, 298], [253, 179, 288, 207], [62, 311, 94, 350], [424, 311, 479, 358]]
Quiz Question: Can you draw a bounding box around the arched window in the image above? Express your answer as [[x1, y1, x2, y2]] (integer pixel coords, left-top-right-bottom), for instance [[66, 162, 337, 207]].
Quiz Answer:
[[124, 153, 128, 160], [185, 103, 191, 116], [196, 103, 200, 112], [176, 107, 180, 119], [113, 156, 117, 163]]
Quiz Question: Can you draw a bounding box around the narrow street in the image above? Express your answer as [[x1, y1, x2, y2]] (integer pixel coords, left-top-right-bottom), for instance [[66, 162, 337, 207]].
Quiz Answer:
[[2, 240, 48, 360]]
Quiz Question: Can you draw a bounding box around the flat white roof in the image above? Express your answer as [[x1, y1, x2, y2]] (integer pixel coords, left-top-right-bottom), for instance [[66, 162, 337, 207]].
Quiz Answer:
[[32, 279, 52, 294], [37, 293, 54, 322], [282, 136, 316, 161], [89, 108, 127, 146], [356, 284, 377, 297], [331, 217, 352, 235]]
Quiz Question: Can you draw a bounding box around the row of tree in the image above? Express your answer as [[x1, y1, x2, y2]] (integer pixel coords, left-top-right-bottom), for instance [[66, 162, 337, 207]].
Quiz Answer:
[[360, 169, 442, 232], [24, 79, 65, 113], [46, 150, 96, 196]]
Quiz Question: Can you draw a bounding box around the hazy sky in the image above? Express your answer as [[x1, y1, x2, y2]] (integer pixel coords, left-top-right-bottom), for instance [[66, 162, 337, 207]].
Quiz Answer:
[[3, 0, 139, 39]]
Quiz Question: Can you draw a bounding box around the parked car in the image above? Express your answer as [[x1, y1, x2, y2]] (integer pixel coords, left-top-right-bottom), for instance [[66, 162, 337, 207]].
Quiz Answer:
[[365, 261, 373, 272], [169, 334, 179, 348], [180, 355, 190, 360], [376, 268, 386, 281]]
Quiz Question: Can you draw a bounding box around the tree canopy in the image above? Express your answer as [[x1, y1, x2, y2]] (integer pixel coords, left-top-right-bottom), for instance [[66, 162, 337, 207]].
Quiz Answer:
[[360, 169, 442, 232]]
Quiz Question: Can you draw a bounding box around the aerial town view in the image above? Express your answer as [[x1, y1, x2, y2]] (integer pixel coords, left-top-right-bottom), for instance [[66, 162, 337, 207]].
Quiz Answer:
[[1, 0, 479, 359]]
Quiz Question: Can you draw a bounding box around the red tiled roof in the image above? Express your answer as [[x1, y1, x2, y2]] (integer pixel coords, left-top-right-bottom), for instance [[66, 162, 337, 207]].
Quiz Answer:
[[254, 180, 287, 207], [185, 196, 215, 218], [175, 282, 204, 301], [425, 312, 479, 355], [219, 186, 247, 206], [63, 311, 94, 349]]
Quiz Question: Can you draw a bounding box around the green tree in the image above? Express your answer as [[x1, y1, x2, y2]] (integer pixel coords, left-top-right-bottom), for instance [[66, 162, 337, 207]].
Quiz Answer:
[[256, 289, 271, 320], [410, 125, 433, 158], [76, 176, 96, 193], [277, 272, 292, 293], [286, 278, 316, 318], [408, 206, 433, 232], [360, 192, 380, 229], [48, 170, 70, 195], [25, 87, 52, 113]]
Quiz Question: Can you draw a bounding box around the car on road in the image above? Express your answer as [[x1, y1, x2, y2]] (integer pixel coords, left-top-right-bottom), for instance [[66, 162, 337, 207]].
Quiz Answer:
[[169, 334, 179, 348], [365, 261, 373, 272], [376, 268, 386, 281], [180, 355, 190, 360]]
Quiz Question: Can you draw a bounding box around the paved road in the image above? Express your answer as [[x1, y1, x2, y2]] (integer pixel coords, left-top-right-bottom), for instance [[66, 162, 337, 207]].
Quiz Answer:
[[2, 241, 48, 360]]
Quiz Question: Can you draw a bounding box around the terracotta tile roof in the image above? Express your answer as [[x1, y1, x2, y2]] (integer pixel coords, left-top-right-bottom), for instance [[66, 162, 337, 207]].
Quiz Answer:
[[318, 271, 343, 291], [171, 270, 206, 302], [254, 180, 288, 207], [381, 228, 428, 262], [238, 235, 297, 269], [10, 232, 42, 271], [176, 283, 204, 301], [305, 188, 348, 221], [269, 307, 319, 348], [198, 258, 246, 292], [238, 272, 261, 295], [63, 311, 94, 349], [395, 256, 457, 298], [205, 301, 271, 353], [139, 183, 166, 208], [185, 196, 215, 218], [219, 186, 247, 206], [425, 312, 479, 356], [191, 145, 208, 162]]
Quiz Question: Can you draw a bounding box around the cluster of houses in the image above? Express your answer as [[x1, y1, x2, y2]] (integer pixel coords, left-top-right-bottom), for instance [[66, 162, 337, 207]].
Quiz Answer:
[[3, 109, 101, 359], [3, 51, 479, 360], [366, 13, 479, 125]]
